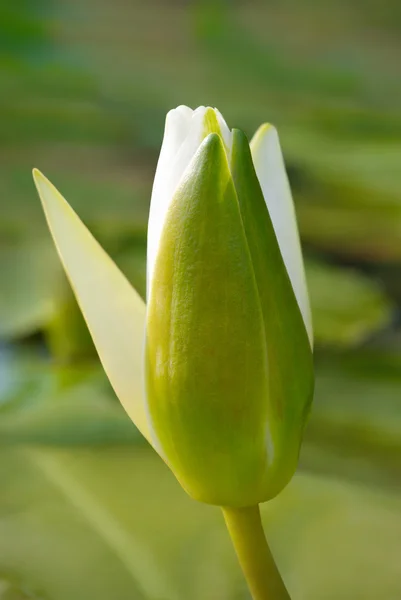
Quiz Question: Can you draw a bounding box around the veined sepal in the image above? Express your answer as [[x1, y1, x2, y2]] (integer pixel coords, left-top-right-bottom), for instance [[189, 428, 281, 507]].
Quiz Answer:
[[230, 129, 314, 500], [146, 133, 275, 507], [32, 169, 153, 445]]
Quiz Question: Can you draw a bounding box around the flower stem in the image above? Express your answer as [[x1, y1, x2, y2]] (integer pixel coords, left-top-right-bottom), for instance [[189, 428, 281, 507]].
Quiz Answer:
[[222, 505, 290, 600]]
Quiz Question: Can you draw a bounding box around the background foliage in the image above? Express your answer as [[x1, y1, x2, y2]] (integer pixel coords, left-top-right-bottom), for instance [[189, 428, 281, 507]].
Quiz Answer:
[[1, 0, 401, 598]]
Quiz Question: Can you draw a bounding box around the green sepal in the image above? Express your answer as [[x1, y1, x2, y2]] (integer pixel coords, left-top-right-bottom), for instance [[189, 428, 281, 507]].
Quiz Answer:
[[230, 128, 314, 497], [146, 133, 272, 507]]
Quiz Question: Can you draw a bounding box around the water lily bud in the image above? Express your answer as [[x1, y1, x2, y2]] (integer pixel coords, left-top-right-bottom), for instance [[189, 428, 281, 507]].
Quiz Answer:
[[33, 106, 314, 509], [146, 107, 314, 506]]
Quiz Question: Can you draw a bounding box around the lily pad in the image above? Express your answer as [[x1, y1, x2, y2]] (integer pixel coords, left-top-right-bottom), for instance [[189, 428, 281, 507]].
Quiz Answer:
[[0, 578, 41, 600], [0, 444, 400, 599], [306, 260, 393, 346], [0, 348, 139, 446], [303, 349, 401, 490], [0, 239, 63, 340]]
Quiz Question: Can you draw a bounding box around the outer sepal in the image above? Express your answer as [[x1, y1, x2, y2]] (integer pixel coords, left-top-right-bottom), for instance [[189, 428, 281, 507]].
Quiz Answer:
[[146, 133, 272, 507], [250, 124, 313, 346], [32, 169, 152, 444], [230, 129, 314, 499]]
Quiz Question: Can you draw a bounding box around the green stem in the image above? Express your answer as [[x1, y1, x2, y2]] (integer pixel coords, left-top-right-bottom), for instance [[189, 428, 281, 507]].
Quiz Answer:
[[222, 504, 290, 600]]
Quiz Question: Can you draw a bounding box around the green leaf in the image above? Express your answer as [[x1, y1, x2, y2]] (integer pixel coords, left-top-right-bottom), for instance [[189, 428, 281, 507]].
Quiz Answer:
[[306, 260, 393, 347], [0, 239, 63, 339], [263, 472, 401, 599], [0, 379, 140, 447], [0, 349, 139, 447], [0, 444, 400, 599], [288, 136, 401, 263], [303, 350, 401, 490], [0, 577, 42, 600], [0, 446, 174, 600]]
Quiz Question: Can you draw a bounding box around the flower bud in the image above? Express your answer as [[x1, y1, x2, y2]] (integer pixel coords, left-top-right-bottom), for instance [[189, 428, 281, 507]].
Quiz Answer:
[[145, 107, 314, 506], [33, 106, 313, 508]]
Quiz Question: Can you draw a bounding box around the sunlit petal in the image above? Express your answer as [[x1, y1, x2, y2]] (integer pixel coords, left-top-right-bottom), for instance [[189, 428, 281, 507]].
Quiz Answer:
[[33, 169, 153, 444], [147, 106, 208, 294], [251, 124, 313, 346]]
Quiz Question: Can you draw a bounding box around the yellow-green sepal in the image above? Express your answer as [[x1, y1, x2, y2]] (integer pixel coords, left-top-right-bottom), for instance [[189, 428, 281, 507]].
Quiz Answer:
[[32, 169, 152, 445], [146, 133, 272, 507], [230, 128, 314, 497]]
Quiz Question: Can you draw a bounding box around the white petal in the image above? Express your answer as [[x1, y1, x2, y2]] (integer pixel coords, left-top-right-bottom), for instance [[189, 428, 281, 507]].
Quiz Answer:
[[33, 169, 154, 443], [147, 106, 208, 296], [250, 124, 313, 347], [147, 106, 235, 300], [214, 108, 232, 150], [161, 105, 193, 156]]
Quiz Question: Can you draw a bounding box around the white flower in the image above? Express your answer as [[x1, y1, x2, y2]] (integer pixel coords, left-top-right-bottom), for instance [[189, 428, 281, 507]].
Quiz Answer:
[[147, 106, 312, 345], [33, 106, 313, 506]]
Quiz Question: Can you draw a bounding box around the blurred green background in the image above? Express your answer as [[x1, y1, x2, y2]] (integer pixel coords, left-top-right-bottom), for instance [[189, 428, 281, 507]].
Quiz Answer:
[[1, 0, 401, 598]]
